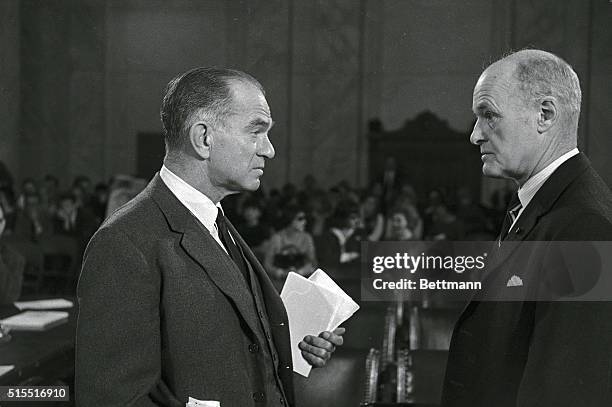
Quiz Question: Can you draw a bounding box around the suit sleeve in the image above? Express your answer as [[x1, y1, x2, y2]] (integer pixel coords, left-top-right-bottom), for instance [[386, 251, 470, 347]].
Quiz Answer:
[[76, 227, 174, 407]]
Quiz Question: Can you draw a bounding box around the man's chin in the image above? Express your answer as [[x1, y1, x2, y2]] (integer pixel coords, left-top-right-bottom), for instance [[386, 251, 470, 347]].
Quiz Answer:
[[482, 164, 503, 179], [244, 179, 261, 191]]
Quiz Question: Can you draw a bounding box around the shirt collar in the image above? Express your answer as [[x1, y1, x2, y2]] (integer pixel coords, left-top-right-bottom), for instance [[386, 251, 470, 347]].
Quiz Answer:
[[518, 148, 579, 210], [159, 165, 222, 234]]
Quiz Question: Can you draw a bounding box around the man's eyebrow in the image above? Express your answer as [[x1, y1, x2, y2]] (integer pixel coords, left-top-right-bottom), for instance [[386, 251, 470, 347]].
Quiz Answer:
[[473, 101, 495, 114], [246, 118, 274, 131]]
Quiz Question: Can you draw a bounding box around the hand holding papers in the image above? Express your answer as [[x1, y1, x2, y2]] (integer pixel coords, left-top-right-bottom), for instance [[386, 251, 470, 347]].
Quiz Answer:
[[280, 269, 359, 377]]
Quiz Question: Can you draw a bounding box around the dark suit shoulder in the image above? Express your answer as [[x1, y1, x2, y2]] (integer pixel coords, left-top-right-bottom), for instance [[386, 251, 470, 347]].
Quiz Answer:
[[547, 164, 612, 239]]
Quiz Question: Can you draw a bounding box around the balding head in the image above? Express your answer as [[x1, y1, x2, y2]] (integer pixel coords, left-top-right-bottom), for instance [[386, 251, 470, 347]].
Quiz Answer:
[[494, 49, 582, 135]]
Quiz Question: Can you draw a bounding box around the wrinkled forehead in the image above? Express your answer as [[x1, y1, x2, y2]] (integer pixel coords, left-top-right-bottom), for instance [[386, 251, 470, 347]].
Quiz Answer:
[[228, 79, 271, 117], [472, 62, 519, 104]]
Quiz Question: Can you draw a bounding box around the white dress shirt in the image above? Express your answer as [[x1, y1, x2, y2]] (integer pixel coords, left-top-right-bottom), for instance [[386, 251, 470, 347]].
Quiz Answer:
[[159, 165, 228, 253], [511, 148, 579, 229]]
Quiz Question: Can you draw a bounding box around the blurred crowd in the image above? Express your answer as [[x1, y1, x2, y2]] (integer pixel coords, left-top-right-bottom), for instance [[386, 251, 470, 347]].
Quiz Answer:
[[0, 159, 513, 300], [223, 173, 512, 287]]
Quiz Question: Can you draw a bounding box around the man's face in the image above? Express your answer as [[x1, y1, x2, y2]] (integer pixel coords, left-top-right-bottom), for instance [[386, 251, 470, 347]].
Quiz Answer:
[[391, 213, 408, 232], [470, 62, 539, 183], [207, 80, 275, 195]]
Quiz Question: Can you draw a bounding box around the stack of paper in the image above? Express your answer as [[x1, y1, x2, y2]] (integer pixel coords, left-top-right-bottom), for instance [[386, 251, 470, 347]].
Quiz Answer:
[[280, 269, 360, 377], [0, 365, 14, 377], [0, 311, 69, 331], [14, 298, 73, 310], [186, 397, 219, 407]]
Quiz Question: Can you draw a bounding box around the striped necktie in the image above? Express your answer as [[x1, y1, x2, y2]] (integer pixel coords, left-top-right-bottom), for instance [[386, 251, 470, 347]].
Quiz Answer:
[[499, 195, 522, 245]]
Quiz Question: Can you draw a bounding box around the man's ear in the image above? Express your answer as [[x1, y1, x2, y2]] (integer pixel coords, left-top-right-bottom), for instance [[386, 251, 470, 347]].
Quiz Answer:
[[537, 97, 557, 134], [189, 121, 211, 159]]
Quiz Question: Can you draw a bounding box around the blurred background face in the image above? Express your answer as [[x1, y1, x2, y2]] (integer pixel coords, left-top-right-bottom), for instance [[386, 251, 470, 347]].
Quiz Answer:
[[243, 206, 261, 224], [347, 212, 360, 230], [95, 187, 109, 203], [363, 196, 378, 216], [391, 212, 408, 232], [23, 180, 37, 195], [59, 198, 76, 214], [291, 212, 307, 231]]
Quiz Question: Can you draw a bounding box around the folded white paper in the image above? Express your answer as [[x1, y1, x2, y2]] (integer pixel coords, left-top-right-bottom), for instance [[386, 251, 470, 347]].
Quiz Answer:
[[280, 269, 359, 377], [0, 365, 14, 377], [14, 298, 74, 310], [0, 311, 69, 331], [186, 397, 220, 407]]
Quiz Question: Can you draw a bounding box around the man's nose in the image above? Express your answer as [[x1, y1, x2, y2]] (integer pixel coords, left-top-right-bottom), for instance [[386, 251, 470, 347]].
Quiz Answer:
[[470, 120, 485, 146], [258, 134, 275, 159]]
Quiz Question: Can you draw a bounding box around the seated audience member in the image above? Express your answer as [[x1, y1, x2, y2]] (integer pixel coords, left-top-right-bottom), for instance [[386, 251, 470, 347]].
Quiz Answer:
[[265, 206, 317, 280], [73, 175, 93, 205], [455, 186, 490, 237], [105, 175, 147, 217], [387, 193, 423, 239], [13, 192, 49, 241], [40, 174, 60, 215], [0, 202, 25, 304], [316, 201, 365, 271], [379, 157, 402, 213], [386, 207, 417, 241], [304, 192, 332, 237], [54, 193, 99, 252], [0, 187, 16, 234], [236, 201, 271, 261], [426, 203, 465, 241], [89, 182, 109, 224], [15, 178, 38, 210], [423, 188, 445, 231], [360, 194, 385, 241]]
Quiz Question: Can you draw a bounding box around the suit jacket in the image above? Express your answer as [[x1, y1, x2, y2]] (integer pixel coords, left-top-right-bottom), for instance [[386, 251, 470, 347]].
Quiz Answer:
[[76, 174, 294, 406], [442, 153, 612, 407]]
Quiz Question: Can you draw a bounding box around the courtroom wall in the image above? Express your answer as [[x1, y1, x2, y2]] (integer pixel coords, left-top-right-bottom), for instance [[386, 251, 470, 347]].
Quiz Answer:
[[0, 0, 21, 179], [7, 0, 612, 189]]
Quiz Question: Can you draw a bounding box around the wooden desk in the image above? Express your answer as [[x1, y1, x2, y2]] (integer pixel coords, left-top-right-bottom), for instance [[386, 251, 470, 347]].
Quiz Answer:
[[0, 300, 76, 386]]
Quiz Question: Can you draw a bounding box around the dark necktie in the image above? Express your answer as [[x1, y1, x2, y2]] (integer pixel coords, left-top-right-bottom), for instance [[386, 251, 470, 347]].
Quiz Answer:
[[498, 194, 523, 245], [216, 211, 250, 283]]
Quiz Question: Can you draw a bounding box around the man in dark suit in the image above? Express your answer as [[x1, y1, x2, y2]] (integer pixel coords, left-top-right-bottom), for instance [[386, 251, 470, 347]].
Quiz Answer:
[[76, 67, 344, 406], [442, 50, 612, 406]]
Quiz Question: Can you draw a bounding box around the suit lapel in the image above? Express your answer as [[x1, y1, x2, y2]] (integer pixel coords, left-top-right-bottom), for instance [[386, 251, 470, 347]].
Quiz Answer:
[[149, 174, 262, 338], [226, 219, 288, 324], [456, 153, 591, 324], [226, 218, 293, 368]]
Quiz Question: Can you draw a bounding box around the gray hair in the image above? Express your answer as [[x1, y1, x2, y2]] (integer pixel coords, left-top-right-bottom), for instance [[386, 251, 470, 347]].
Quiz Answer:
[[507, 50, 582, 128], [160, 67, 264, 151]]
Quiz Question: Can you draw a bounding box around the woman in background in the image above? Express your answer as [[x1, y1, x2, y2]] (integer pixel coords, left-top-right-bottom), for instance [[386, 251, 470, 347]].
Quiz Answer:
[[316, 200, 365, 271], [265, 206, 317, 282], [387, 207, 416, 241], [360, 194, 385, 241]]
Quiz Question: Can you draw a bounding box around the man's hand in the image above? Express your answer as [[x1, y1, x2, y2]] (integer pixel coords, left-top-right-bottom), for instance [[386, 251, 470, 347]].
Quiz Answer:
[[298, 327, 345, 368]]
